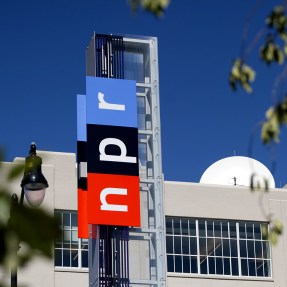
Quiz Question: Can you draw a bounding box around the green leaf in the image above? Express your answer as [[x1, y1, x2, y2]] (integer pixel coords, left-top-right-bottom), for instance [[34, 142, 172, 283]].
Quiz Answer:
[[0, 149, 4, 168], [7, 164, 24, 181], [229, 59, 255, 93], [269, 231, 278, 245], [266, 6, 286, 32], [280, 32, 287, 43], [268, 220, 283, 245], [242, 65, 256, 82], [261, 96, 287, 144], [273, 220, 283, 235], [261, 120, 280, 144], [142, 0, 170, 17], [250, 174, 255, 191], [0, 195, 10, 225], [261, 224, 268, 240], [8, 204, 61, 258], [128, 0, 170, 17], [264, 178, 269, 192], [274, 47, 284, 64], [242, 82, 252, 93]]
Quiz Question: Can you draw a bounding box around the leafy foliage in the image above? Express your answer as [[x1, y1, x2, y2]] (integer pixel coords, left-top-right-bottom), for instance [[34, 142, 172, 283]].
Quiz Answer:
[[250, 173, 269, 192], [229, 59, 256, 93], [229, 5, 287, 143], [261, 96, 287, 143], [128, 0, 170, 17], [261, 6, 287, 65], [7, 164, 24, 181], [249, 173, 283, 244], [262, 220, 283, 245], [242, 5, 287, 144], [266, 6, 287, 36], [260, 35, 284, 64], [0, 158, 61, 286], [127, 0, 286, 247], [8, 198, 61, 259], [229, 4, 287, 245]]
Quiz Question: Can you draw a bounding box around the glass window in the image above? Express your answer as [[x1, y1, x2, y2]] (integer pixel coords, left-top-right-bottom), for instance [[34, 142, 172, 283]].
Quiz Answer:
[[137, 97, 146, 130], [124, 52, 144, 82], [230, 222, 237, 238], [198, 220, 206, 237], [189, 220, 196, 236], [55, 210, 88, 269], [173, 219, 181, 235], [166, 217, 271, 278], [138, 137, 147, 167], [183, 256, 190, 273], [123, 41, 151, 83], [167, 255, 174, 272], [181, 219, 189, 235], [214, 222, 221, 237], [166, 218, 173, 234]]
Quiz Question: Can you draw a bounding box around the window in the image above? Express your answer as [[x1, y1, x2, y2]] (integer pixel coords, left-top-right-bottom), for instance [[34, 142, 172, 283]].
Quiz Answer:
[[166, 217, 271, 278], [138, 134, 149, 168], [137, 96, 146, 130], [55, 210, 88, 269], [123, 41, 151, 83], [124, 51, 145, 82]]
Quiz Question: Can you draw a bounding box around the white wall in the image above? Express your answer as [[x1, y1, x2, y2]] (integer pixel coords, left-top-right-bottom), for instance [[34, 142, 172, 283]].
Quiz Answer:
[[3, 153, 287, 287], [164, 181, 287, 287], [3, 151, 88, 287]]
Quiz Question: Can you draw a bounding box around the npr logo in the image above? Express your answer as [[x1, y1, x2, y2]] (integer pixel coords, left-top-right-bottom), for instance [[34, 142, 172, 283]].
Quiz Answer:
[[83, 76, 140, 227]]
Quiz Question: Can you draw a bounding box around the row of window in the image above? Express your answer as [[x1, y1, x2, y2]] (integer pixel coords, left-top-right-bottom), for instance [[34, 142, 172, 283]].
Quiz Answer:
[[54, 211, 272, 278], [166, 217, 271, 277]]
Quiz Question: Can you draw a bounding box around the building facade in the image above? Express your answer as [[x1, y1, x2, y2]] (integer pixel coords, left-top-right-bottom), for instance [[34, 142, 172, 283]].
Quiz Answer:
[[3, 151, 287, 287]]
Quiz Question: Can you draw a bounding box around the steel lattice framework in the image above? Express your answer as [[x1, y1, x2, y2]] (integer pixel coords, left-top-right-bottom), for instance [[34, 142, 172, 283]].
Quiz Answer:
[[86, 33, 166, 287]]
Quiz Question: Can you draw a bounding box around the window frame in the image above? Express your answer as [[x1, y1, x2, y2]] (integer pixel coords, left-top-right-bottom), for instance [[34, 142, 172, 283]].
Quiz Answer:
[[54, 210, 89, 271], [165, 217, 272, 279]]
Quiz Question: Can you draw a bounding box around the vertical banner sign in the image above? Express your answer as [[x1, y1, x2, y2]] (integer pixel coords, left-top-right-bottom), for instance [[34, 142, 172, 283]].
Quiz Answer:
[[77, 76, 140, 236], [77, 94, 88, 238]]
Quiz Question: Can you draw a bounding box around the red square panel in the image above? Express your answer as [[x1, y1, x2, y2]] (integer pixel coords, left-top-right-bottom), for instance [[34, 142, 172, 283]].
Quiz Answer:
[[87, 173, 140, 227], [78, 188, 88, 238]]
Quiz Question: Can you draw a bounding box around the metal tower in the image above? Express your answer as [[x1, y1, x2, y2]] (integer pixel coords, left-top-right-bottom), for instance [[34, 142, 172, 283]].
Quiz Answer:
[[86, 33, 166, 287]]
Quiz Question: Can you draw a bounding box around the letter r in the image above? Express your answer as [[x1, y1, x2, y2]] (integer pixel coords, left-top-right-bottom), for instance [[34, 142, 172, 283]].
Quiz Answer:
[[98, 92, 125, 111]]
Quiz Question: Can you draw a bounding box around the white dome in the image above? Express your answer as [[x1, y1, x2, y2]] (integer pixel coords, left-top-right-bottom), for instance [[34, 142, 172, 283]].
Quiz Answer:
[[200, 156, 275, 188]]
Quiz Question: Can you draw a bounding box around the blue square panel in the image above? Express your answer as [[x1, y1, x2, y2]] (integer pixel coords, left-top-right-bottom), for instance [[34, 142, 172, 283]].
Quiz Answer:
[[86, 77, 137, 128], [77, 94, 87, 142]]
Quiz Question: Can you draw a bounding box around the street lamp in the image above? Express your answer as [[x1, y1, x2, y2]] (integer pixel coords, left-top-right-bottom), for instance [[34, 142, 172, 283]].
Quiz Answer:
[[11, 142, 49, 287], [20, 142, 48, 207]]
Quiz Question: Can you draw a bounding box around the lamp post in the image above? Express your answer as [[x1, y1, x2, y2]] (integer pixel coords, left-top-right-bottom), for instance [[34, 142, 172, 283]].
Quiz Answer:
[[11, 142, 49, 287]]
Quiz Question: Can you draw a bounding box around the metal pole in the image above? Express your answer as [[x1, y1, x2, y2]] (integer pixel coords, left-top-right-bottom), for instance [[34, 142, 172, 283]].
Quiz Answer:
[[11, 266, 17, 287], [10, 188, 24, 287]]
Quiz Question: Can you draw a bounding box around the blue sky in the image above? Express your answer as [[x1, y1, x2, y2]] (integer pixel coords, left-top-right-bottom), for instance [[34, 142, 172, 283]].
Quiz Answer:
[[1, 0, 287, 186]]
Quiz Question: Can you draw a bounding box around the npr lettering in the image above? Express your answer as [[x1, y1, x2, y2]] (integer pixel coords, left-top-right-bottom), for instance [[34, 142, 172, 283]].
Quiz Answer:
[[85, 76, 140, 227]]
